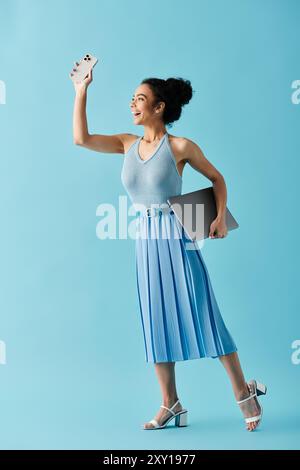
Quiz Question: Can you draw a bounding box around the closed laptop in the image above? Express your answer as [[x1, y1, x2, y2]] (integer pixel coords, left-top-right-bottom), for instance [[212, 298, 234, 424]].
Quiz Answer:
[[167, 186, 239, 241]]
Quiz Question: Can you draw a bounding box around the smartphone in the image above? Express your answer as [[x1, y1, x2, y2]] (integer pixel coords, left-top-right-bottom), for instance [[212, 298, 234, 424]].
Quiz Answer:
[[70, 53, 98, 83]]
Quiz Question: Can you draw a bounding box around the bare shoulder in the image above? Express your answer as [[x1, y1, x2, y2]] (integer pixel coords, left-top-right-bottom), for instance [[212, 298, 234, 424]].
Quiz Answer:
[[122, 134, 140, 154], [168, 135, 190, 160], [168, 135, 199, 160]]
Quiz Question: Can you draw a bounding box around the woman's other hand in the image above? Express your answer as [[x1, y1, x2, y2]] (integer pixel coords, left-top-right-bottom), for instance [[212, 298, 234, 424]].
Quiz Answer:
[[209, 217, 228, 238]]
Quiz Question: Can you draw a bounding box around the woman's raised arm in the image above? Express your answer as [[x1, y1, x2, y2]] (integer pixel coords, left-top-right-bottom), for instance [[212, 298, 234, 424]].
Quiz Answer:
[[70, 66, 129, 154]]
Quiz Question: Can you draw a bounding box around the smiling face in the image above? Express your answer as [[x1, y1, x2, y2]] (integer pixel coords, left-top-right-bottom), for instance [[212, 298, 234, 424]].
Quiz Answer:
[[130, 84, 165, 126]]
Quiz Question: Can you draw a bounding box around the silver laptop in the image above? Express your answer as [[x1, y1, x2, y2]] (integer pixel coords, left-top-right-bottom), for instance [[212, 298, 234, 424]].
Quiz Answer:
[[167, 186, 239, 241]]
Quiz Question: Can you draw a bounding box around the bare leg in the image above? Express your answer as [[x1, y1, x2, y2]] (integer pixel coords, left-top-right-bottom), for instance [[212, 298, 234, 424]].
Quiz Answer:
[[143, 361, 183, 429], [219, 351, 261, 431]]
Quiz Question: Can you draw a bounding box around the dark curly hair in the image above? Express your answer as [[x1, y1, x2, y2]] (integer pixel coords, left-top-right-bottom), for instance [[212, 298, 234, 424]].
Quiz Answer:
[[140, 77, 194, 128]]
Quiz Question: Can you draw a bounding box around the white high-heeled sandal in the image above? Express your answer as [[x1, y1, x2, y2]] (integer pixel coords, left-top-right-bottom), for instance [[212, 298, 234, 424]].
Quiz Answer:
[[142, 399, 188, 430], [237, 379, 267, 430]]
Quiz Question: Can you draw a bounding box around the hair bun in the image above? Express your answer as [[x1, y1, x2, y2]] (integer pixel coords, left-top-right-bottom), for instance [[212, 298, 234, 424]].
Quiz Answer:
[[165, 77, 194, 106], [141, 76, 194, 127]]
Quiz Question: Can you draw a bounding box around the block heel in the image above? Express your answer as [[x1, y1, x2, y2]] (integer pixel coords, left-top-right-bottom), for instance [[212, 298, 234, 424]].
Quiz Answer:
[[175, 411, 188, 427], [256, 381, 267, 396]]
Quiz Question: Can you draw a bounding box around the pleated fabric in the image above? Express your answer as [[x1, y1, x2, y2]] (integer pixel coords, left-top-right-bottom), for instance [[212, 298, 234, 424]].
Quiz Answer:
[[135, 210, 238, 363]]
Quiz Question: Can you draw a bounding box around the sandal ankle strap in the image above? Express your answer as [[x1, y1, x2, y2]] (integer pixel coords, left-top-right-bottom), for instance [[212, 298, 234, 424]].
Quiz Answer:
[[237, 392, 257, 404], [160, 399, 180, 415]]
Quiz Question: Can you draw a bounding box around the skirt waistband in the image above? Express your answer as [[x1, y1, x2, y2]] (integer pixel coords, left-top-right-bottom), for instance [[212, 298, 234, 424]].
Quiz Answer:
[[137, 206, 174, 218]]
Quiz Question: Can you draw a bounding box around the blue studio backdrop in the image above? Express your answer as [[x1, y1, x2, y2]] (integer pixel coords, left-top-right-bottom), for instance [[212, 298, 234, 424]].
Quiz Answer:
[[0, 0, 299, 450]]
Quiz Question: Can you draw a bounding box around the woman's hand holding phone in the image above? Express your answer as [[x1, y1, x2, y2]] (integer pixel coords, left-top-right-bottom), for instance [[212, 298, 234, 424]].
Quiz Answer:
[[69, 53, 98, 93], [70, 65, 93, 93]]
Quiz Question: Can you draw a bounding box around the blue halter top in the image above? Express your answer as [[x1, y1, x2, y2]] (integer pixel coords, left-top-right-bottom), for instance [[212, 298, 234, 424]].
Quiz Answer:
[[121, 132, 182, 209]]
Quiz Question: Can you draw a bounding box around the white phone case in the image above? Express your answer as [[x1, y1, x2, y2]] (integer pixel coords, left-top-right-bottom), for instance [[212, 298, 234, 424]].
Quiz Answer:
[[70, 53, 98, 83]]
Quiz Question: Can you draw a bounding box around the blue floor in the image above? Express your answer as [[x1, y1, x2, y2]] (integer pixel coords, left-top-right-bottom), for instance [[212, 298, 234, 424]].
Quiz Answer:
[[1, 359, 299, 450]]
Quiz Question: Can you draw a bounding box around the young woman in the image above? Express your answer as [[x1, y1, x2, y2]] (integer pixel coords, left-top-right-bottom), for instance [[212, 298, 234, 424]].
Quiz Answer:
[[70, 66, 267, 432]]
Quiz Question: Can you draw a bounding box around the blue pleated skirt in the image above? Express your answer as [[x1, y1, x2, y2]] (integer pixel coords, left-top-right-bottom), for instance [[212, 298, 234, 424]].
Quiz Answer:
[[135, 209, 237, 363]]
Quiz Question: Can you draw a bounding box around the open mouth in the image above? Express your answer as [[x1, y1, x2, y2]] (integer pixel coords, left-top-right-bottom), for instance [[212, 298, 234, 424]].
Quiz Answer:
[[132, 112, 141, 117]]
